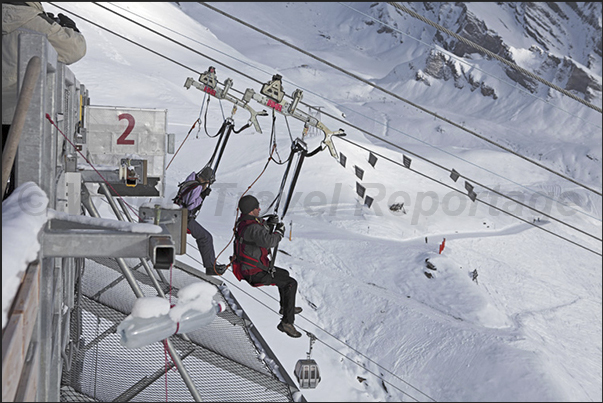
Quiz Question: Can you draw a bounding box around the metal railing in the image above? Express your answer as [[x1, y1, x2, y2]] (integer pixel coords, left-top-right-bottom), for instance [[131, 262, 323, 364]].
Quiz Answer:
[[2, 31, 302, 402]]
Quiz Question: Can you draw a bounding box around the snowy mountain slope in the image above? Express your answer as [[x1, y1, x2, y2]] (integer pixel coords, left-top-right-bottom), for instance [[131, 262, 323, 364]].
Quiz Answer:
[[191, 2, 602, 187], [37, 2, 603, 402]]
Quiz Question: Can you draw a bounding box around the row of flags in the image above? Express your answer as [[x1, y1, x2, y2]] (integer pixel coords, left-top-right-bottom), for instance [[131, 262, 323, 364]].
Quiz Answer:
[[339, 149, 478, 210]]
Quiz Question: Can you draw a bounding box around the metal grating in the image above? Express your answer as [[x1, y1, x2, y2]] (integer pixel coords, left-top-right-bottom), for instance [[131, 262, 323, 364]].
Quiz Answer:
[[60, 257, 299, 402]]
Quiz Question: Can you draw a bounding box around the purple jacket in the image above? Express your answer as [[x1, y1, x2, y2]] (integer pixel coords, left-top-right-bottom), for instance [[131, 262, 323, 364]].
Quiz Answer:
[[179, 171, 205, 214]]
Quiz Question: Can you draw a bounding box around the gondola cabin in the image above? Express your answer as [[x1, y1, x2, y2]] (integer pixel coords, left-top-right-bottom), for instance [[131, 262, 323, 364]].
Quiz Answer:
[[294, 358, 321, 389]]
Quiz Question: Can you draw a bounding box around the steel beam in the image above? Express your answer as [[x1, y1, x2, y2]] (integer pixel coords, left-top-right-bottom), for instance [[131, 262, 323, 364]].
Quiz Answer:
[[42, 220, 173, 262]]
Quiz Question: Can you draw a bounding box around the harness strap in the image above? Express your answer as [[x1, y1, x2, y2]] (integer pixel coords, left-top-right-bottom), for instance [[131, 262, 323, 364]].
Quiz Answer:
[[174, 180, 200, 205], [238, 251, 269, 271], [234, 218, 271, 273], [206, 120, 230, 170]]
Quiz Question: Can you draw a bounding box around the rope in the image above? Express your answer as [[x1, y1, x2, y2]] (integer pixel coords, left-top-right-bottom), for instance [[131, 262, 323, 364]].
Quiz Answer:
[[49, 5, 601, 259], [53, 2, 602, 209], [197, 2, 602, 197], [165, 118, 200, 170], [284, 115, 295, 143], [45, 114, 142, 220], [268, 110, 286, 164], [195, 91, 208, 139], [164, 262, 178, 399], [386, 2, 602, 114], [164, 340, 169, 401], [337, 136, 602, 256]]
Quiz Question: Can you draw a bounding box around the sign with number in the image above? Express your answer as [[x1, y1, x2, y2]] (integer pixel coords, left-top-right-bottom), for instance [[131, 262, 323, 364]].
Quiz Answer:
[[84, 106, 167, 196]]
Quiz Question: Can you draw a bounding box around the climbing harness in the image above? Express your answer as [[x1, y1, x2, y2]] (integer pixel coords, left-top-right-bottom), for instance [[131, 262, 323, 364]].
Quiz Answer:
[[231, 217, 272, 282], [172, 179, 201, 208], [230, 138, 314, 279]]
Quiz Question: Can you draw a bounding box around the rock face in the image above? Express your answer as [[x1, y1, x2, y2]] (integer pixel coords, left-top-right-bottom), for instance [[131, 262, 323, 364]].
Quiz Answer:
[[371, 2, 602, 102]]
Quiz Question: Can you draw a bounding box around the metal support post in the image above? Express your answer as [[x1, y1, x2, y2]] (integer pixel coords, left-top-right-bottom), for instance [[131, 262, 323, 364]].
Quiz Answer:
[[116, 197, 171, 287], [98, 183, 167, 294], [98, 185, 192, 344], [81, 186, 203, 401]]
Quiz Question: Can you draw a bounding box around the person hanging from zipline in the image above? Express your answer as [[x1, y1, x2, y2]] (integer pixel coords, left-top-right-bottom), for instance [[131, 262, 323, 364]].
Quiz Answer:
[[232, 195, 303, 338], [173, 166, 227, 275]]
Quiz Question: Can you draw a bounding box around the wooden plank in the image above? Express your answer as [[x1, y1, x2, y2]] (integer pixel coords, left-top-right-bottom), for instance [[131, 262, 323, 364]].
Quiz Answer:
[[2, 314, 23, 402], [14, 341, 39, 402], [18, 263, 40, 349], [1, 262, 40, 402]]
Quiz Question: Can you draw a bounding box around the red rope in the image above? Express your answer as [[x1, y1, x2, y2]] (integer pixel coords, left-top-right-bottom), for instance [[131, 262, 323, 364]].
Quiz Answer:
[[46, 114, 186, 398], [47, 113, 177, 397], [162, 262, 177, 400], [45, 113, 142, 220], [164, 339, 169, 401], [165, 118, 199, 171]]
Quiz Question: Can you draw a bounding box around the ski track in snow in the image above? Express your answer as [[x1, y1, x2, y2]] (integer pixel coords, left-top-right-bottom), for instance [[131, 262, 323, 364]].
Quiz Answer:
[[283, 221, 539, 332], [14, 3, 598, 402]]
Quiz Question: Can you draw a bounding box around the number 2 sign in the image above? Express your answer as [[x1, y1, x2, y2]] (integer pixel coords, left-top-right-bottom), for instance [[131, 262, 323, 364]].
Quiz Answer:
[[84, 105, 167, 195], [117, 113, 135, 145]]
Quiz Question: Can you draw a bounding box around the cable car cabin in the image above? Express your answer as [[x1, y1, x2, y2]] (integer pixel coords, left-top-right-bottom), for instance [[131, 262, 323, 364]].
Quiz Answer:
[[294, 358, 321, 389]]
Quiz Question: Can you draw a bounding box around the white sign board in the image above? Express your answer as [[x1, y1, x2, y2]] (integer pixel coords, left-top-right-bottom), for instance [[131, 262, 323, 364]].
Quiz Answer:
[[84, 106, 167, 196]]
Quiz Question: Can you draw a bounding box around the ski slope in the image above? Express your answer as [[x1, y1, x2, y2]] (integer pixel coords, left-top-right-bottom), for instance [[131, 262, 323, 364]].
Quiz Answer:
[[3, 2, 601, 401]]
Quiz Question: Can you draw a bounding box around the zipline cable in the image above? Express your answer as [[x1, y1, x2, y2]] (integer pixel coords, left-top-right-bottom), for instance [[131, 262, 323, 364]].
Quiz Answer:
[[339, 2, 602, 131], [337, 134, 602, 244], [40, 7, 442, 401], [48, 4, 602, 255], [337, 136, 602, 257], [62, 1, 601, 222], [77, 0, 601, 394], [197, 2, 603, 197], [385, 2, 603, 115], [56, 0, 599, 392], [184, 248, 435, 402]]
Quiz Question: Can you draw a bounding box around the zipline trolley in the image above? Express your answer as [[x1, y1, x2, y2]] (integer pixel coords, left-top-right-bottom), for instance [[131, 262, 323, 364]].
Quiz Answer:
[[184, 66, 346, 159]]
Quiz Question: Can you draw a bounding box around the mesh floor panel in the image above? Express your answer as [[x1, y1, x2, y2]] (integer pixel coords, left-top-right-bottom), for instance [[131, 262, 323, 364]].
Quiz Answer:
[[60, 258, 297, 402]]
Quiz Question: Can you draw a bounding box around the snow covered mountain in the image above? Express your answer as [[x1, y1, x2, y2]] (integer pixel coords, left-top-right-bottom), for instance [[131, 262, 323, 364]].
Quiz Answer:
[[186, 2, 602, 186], [34, 2, 602, 401], [388, 2, 602, 101]]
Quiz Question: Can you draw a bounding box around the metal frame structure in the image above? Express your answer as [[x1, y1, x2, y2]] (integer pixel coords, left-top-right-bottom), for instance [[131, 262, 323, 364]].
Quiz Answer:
[[184, 66, 346, 158], [2, 31, 304, 402]]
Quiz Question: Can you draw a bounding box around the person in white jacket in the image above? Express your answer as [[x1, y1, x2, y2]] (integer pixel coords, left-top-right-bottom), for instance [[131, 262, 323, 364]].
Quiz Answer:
[[2, 2, 86, 197]]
